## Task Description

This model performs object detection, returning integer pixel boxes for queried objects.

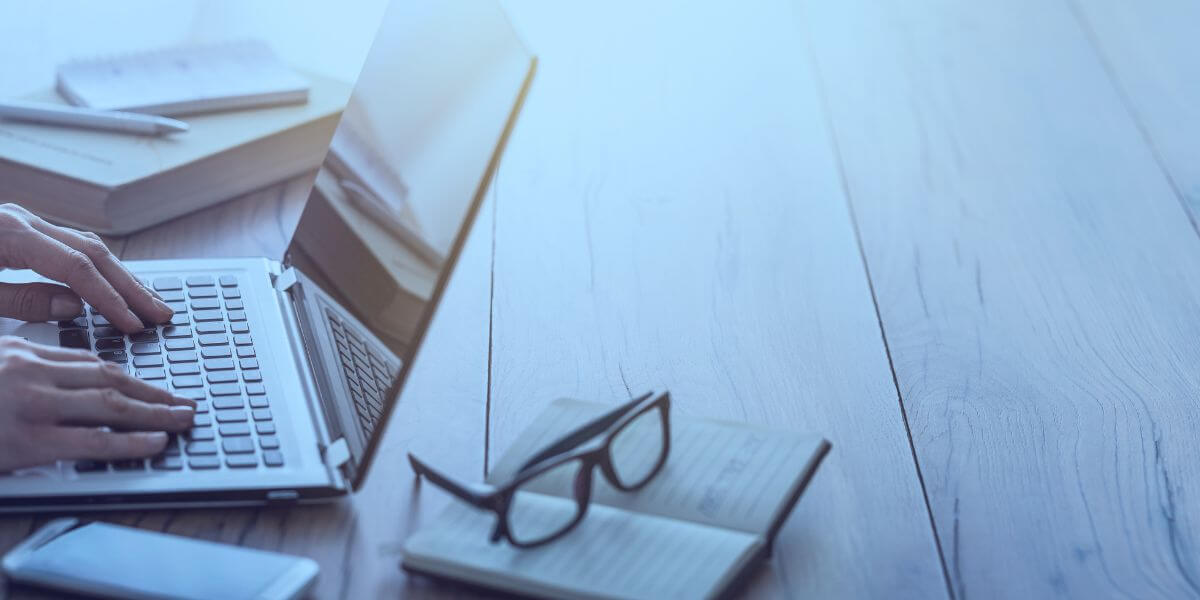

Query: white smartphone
[2,518,319,600]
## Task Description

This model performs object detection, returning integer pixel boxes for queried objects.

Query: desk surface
[5,0,1200,597]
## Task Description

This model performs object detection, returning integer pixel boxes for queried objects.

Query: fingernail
[170,405,195,426]
[50,294,83,319]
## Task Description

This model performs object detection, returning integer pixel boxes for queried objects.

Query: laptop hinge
[323,438,351,472]
[274,266,299,292]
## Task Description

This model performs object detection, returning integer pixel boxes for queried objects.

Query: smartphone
[2,518,318,600]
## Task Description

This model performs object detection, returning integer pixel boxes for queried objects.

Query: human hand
[0,336,195,472]
[0,203,173,333]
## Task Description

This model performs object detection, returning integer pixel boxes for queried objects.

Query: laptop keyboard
[324,308,397,442]
[58,274,284,473]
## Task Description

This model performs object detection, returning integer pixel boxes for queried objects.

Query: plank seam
[796,5,955,596]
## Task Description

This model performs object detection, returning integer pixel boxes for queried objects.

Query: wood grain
[487,0,948,597]
[802,0,1200,596]
[1068,0,1200,226]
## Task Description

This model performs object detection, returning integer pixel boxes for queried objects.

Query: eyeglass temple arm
[408,453,491,508]
[516,391,656,474]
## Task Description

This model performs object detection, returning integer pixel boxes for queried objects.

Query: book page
[489,399,827,535]
[404,494,760,600]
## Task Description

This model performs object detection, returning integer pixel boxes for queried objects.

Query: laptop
[0,0,536,510]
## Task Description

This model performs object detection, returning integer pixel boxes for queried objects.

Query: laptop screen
[283,1,534,486]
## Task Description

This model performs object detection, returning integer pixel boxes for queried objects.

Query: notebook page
[489,399,827,535]
[404,494,761,600]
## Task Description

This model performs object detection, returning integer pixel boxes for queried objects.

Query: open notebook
[403,399,831,600]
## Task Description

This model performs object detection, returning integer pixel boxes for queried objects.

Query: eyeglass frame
[407,391,671,548]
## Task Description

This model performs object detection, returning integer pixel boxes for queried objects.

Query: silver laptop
[0,0,535,510]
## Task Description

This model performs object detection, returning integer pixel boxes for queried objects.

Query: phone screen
[16,522,311,599]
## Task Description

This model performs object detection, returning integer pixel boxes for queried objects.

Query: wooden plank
[802,0,1200,596]
[487,0,948,597]
[119,173,315,261]
[0,188,493,600]
[1068,0,1200,223]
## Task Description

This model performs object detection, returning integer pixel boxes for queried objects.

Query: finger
[21,340,100,364]
[5,226,143,333]
[0,282,84,322]
[30,222,172,325]
[50,388,194,432]
[40,360,195,408]
[42,427,169,461]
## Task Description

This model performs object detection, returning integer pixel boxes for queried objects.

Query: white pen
[0,99,188,136]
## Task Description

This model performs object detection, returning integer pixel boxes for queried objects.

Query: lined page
[404,495,760,600]
[489,399,826,535]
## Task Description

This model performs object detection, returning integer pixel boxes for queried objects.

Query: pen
[0,99,188,136]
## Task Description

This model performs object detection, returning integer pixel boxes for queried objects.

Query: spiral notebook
[56,41,310,116]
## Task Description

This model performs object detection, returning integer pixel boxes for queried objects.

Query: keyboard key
[207,371,238,384]
[225,299,244,310]
[133,355,164,368]
[263,451,284,467]
[219,423,251,436]
[228,310,246,322]
[186,427,215,441]
[178,387,206,402]
[189,456,220,469]
[172,376,203,388]
[233,334,252,346]
[210,383,241,396]
[212,396,244,410]
[242,370,262,382]
[195,322,225,334]
[194,400,209,413]
[136,368,165,380]
[237,347,255,359]
[169,313,190,326]
[154,277,183,291]
[252,409,272,421]
[151,456,183,470]
[134,331,160,344]
[112,459,143,471]
[222,437,255,454]
[162,326,192,338]
[169,363,200,376]
[95,338,124,351]
[204,358,235,371]
[58,330,89,349]
[188,288,218,299]
[99,350,128,363]
[249,396,270,409]
[246,383,266,396]
[192,309,222,321]
[222,288,242,299]
[215,409,247,423]
[186,275,214,287]
[198,334,228,346]
[256,422,276,435]
[202,346,232,359]
[218,275,237,287]
[193,414,212,427]
[92,314,112,327]
[226,454,258,468]
[166,301,187,314]
[129,342,160,355]
[190,299,220,310]
[159,290,185,302]
[239,358,259,370]
[165,338,194,351]
[74,460,107,473]
[185,441,217,455]
[231,322,250,334]
[58,316,88,329]
[167,350,198,363]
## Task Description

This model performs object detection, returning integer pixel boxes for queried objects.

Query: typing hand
[0,336,195,472]
[0,203,172,333]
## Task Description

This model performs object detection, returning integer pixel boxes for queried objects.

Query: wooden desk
[5,0,1200,597]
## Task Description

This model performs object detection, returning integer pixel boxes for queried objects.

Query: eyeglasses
[408,391,671,548]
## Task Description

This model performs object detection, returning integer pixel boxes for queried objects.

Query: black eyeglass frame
[408,391,671,548]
